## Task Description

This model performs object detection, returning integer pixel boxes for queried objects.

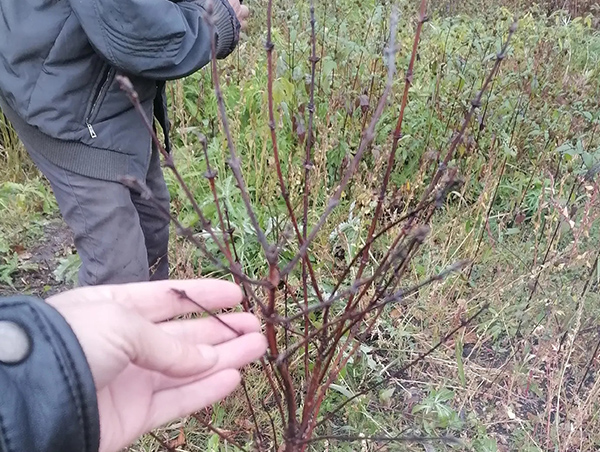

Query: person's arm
[0,296,100,452]
[67,0,241,80]
[0,279,266,452]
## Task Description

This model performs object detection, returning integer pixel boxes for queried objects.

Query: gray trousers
[24,144,170,286]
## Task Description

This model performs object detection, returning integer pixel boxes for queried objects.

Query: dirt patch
[0,219,74,298]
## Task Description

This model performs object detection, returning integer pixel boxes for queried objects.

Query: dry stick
[280,1,401,281]
[467,90,528,279]
[294,254,464,433]
[198,133,233,256]
[276,198,440,327]
[224,206,287,430]
[273,258,403,364]
[517,140,557,218]
[352,0,428,312]
[439,39,476,142]
[115,76,236,268]
[172,289,243,336]
[514,178,577,337]
[198,132,255,312]
[278,279,318,336]
[315,0,328,93]
[173,289,264,439]
[368,260,471,311]
[474,67,498,145]
[229,212,287,443]
[240,380,264,446]
[329,4,341,90]
[315,234,424,368]
[421,23,450,157]
[275,259,468,366]
[529,157,561,265]
[148,432,176,452]
[205,5,276,268]
[264,0,325,310]
[314,303,488,429]
[301,257,466,442]
[205,2,297,438]
[303,0,319,382]
[302,262,423,445]
[311,180,458,381]
[324,237,430,356]
[286,224,414,327]
[350,6,377,93]
[264,283,299,443]
[260,357,287,440]
[260,395,280,452]
[302,239,422,437]
[303,313,389,443]
[190,413,249,452]
[466,154,507,279]
[577,329,600,395]
[328,198,435,300]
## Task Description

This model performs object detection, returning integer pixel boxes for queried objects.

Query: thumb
[125,315,219,378]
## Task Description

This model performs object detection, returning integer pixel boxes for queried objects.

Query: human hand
[47,279,266,452]
[227,0,250,30]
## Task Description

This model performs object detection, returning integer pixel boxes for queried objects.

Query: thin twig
[302,434,463,446]
[315,304,488,428]
[190,413,249,452]
[281,2,402,279]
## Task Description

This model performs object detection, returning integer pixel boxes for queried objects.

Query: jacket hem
[1,97,134,182]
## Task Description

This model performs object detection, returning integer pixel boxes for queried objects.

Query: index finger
[50,279,243,322]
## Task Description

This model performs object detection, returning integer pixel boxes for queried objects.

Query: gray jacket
[0,0,239,181]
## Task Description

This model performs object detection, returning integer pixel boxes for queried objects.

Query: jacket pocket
[84,64,116,138]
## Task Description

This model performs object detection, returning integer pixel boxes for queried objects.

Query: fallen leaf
[167,427,186,449]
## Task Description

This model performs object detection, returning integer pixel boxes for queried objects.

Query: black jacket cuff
[0,296,100,452]
[212,0,241,59]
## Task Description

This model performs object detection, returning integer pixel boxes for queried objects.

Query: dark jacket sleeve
[67,0,240,80]
[0,296,100,452]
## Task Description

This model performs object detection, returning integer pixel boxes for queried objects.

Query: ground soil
[0,219,73,297]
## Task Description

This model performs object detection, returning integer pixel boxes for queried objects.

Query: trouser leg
[22,150,150,286]
[131,142,170,281]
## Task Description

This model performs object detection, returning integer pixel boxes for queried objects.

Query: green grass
[3,0,600,450]
[155,1,600,450]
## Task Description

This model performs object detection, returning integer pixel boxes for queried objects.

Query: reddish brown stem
[351,0,429,309]
[315,304,488,428]
[281,9,401,279]
[419,21,517,211]
[205,5,276,268]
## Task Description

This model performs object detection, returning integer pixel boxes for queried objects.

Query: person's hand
[227,0,250,30]
[47,279,266,452]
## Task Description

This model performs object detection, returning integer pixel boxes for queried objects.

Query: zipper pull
[86,123,97,139]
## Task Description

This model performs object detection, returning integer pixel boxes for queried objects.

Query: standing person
[0,0,249,286]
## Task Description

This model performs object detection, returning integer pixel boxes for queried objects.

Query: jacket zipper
[85,67,115,138]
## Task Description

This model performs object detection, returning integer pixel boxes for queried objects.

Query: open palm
[48,279,267,452]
